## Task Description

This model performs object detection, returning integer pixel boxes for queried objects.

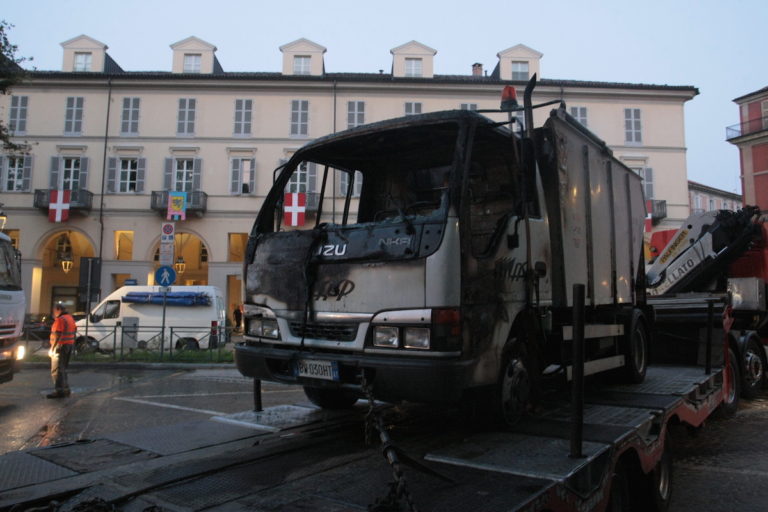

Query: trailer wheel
[303,386,358,409]
[622,311,648,384]
[641,436,673,512]
[741,335,766,399]
[497,343,534,427]
[607,462,631,512]
[718,347,741,417]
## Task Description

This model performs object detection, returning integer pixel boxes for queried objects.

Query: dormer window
[511,61,529,81]
[293,56,311,75]
[183,54,202,73]
[74,52,92,72]
[405,58,423,77]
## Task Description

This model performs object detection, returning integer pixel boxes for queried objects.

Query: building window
[405,102,422,116]
[174,158,195,192]
[405,58,422,77]
[177,98,196,135]
[625,108,642,144]
[183,54,201,73]
[9,96,28,134]
[114,231,134,260]
[723,201,729,210]
[3,156,29,192]
[293,56,311,75]
[339,170,363,197]
[694,194,702,210]
[200,245,208,263]
[73,52,92,72]
[234,99,252,135]
[4,230,19,250]
[228,233,248,262]
[290,100,309,136]
[460,103,478,111]
[347,101,365,128]
[709,198,716,211]
[119,158,139,192]
[287,161,315,193]
[511,61,529,81]
[570,106,588,127]
[230,157,255,195]
[632,167,653,199]
[64,97,84,135]
[121,97,140,135]
[762,101,768,129]
[61,157,82,190]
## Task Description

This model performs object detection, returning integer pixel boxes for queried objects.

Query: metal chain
[361,373,419,512]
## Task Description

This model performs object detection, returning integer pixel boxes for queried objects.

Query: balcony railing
[150,190,208,217]
[33,189,94,212]
[726,116,768,140]
[650,199,667,221]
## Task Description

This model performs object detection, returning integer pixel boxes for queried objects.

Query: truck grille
[0,324,16,337]
[289,322,358,342]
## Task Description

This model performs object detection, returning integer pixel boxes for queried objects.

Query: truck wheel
[622,311,648,384]
[303,386,358,409]
[741,335,766,399]
[718,347,741,418]
[497,344,533,427]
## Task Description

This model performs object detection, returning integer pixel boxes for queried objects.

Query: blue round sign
[155,265,176,287]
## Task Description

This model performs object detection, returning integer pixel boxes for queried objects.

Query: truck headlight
[404,327,430,349]
[16,345,25,360]
[248,318,279,339]
[374,326,399,348]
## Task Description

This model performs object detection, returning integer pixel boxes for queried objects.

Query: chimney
[472,62,483,77]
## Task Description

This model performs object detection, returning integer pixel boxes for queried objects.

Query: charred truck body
[235,85,648,424]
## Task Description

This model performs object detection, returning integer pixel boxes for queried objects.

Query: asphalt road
[1,366,767,511]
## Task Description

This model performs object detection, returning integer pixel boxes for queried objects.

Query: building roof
[733,85,768,103]
[24,69,699,95]
[688,180,741,200]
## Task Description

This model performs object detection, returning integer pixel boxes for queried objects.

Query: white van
[75,285,227,352]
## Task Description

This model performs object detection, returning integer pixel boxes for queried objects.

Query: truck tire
[497,341,535,427]
[303,386,358,409]
[75,336,98,354]
[607,462,631,512]
[622,310,648,384]
[718,347,741,418]
[642,436,673,512]
[741,334,766,399]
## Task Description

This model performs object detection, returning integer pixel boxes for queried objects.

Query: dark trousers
[51,344,73,393]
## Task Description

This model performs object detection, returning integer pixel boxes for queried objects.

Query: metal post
[705,301,713,375]
[160,289,168,361]
[570,283,585,459]
[253,379,263,412]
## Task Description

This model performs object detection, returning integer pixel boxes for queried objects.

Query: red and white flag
[644,200,653,232]
[49,189,71,223]
[284,192,306,227]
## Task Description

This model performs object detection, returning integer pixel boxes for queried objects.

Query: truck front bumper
[234,342,479,403]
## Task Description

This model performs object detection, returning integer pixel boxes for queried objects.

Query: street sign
[124,279,138,285]
[155,266,176,287]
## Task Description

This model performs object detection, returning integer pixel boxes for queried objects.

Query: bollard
[254,379,263,412]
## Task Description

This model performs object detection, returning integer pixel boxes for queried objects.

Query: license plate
[295,359,340,381]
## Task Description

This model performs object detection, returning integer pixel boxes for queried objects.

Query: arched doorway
[152,232,209,285]
[38,230,95,314]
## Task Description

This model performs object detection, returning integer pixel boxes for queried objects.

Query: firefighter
[47,303,76,398]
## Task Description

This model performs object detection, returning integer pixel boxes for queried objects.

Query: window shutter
[248,158,256,195]
[164,158,173,190]
[22,155,32,191]
[106,157,117,193]
[230,159,240,195]
[136,158,146,193]
[644,167,653,199]
[192,158,202,191]
[79,157,89,189]
[308,162,317,193]
[50,156,60,189]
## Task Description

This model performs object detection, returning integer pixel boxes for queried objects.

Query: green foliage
[0,20,31,152]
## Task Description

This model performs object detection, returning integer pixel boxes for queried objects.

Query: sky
[4,0,767,194]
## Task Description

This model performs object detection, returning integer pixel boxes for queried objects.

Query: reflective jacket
[50,313,76,345]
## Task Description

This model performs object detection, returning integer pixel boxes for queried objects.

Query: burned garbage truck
[235,86,648,425]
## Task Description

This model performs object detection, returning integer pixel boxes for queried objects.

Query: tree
[0,20,31,152]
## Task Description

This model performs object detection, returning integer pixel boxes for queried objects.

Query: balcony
[726,116,768,141]
[650,199,667,222]
[150,191,208,217]
[33,189,94,213]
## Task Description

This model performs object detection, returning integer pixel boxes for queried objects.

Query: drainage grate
[0,451,77,492]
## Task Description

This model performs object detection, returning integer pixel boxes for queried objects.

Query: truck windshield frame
[0,241,22,291]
